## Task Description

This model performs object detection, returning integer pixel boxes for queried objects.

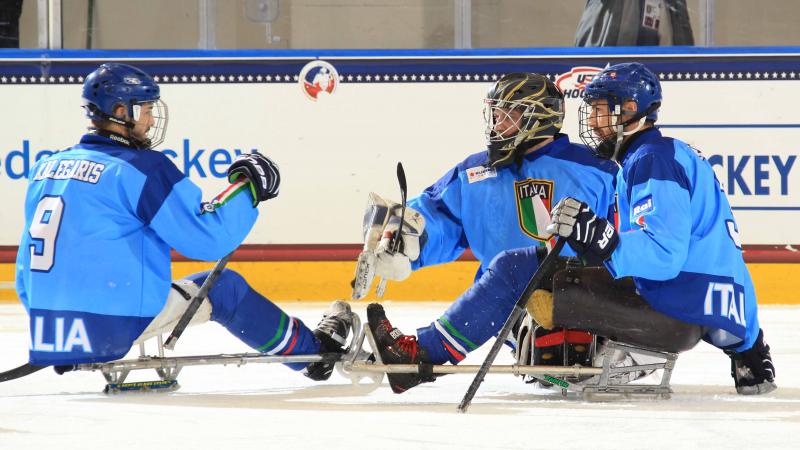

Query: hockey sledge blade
[104,379,180,394]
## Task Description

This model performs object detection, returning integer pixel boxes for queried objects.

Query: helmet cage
[577,94,624,158]
[484,97,563,167]
[135,98,169,149]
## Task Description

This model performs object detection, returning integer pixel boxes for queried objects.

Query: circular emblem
[124,76,142,85]
[299,60,338,101]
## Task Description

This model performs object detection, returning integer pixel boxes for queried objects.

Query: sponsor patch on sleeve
[466,165,497,184]
[631,195,654,229]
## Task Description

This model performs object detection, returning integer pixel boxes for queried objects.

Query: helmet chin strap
[608,105,650,163]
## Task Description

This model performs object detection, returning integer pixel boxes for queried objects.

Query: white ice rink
[1,301,798,450]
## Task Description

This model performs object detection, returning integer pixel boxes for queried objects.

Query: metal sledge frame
[77,314,369,393]
[344,324,679,401]
[527,340,679,400]
[73,315,678,400]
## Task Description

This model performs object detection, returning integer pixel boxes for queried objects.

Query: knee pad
[133,279,211,345]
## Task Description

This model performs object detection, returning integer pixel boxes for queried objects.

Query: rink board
[0,48,798,246]
[0,48,798,302]
[0,260,797,304]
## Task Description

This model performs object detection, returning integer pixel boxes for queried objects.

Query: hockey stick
[163,253,232,350]
[375,162,407,297]
[0,362,47,382]
[457,238,566,413]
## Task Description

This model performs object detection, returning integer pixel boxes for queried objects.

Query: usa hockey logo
[515,178,554,242]
[299,60,338,101]
[555,66,603,99]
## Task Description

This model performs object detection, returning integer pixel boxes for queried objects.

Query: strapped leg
[550,267,702,353]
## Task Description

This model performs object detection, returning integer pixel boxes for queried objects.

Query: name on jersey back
[32,158,106,184]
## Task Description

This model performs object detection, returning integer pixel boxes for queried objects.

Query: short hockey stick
[163,253,232,350]
[457,238,565,413]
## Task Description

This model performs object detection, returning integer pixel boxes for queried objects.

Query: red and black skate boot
[367,303,435,393]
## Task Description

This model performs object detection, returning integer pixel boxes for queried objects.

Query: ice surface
[1,302,798,450]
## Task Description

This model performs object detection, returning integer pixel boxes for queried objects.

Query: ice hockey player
[544,62,776,395]
[15,63,351,381]
[360,72,619,393]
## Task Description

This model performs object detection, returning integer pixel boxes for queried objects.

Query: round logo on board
[299,60,339,101]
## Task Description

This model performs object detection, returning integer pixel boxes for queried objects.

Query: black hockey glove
[725,329,777,395]
[546,197,618,266]
[227,152,280,206]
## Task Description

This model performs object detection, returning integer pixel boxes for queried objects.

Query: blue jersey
[15,134,258,365]
[409,134,618,274]
[606,128,759,352]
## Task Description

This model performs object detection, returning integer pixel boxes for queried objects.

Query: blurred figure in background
[0,0,23,48]
[575,0,694,46]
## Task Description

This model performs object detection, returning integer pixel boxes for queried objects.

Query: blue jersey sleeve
[607,151,692,280]
[132,153,258,261]
[409,166,469,269]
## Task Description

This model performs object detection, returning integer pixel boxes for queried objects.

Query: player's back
[615,128,759,349]
[17,134,180,364]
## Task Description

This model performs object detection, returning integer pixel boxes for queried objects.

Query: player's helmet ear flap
[484,73,565,168]
[82,63,168,149]
[578,63,662,160]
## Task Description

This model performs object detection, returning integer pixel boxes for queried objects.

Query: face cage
[577,100,620,154]
[132,99,169,148]
[483,99,559,147]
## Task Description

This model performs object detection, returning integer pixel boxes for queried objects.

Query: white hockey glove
[351,192,425,300]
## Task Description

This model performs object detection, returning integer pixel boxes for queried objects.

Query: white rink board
[0,51,798,246]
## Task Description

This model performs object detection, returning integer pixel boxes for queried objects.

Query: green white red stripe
[211,179,249,208]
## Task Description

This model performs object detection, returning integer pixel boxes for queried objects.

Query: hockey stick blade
[0,362,47,382]
[163,253,232,350]
[457,238,565,413]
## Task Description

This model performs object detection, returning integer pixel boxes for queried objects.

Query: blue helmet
[82,63,168,148]
[578,63,661,160]
[583,62,662,121]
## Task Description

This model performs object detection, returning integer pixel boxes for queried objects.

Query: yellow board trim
[1,262,799,304]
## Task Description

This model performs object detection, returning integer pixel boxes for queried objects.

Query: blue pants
[187,269,319,370]
[416,247,540,364]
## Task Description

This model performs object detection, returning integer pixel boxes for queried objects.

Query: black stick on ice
[0,363,46,383]
[457,238,566,413]
[163,253,232,350]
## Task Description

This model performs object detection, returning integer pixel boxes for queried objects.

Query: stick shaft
[457,239,565,413]
[163,253,232,350]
